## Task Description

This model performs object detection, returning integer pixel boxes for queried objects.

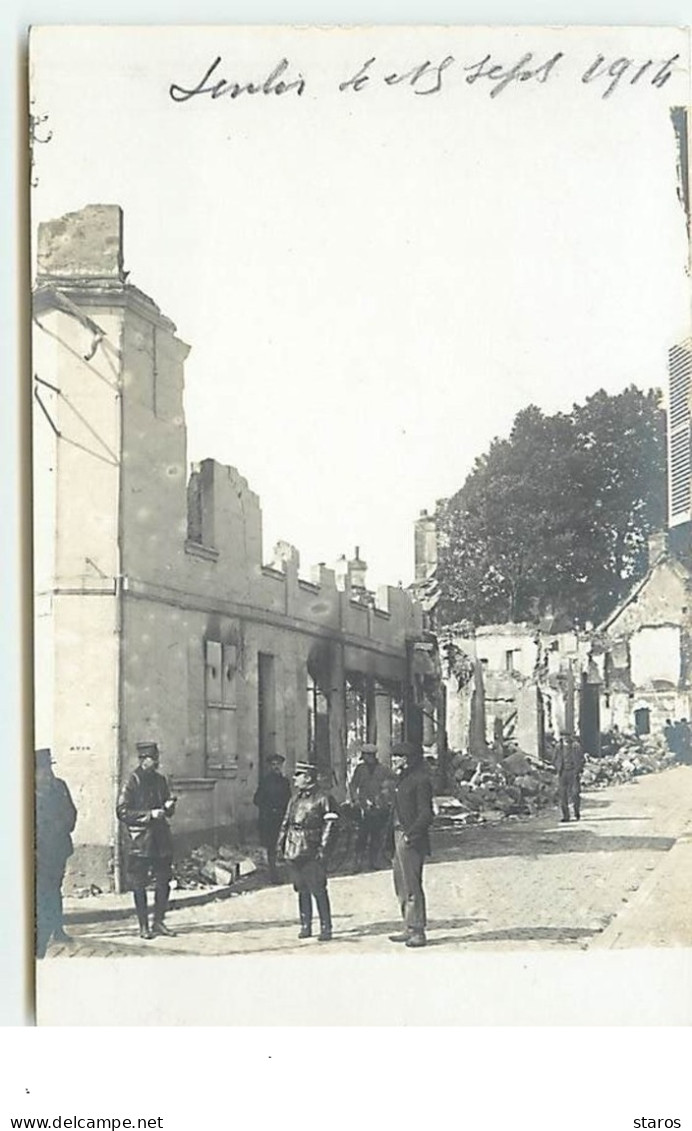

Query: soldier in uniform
[278,761,339,941]
[388,741,435,949]
[349,742,395,871]
[35,747,77,958]
[253,754,291,882]
[555,735,585,822]
[116,741,177,939]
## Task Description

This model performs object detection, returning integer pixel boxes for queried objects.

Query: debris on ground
[441,732,675,828]
[173,844,259,890]
[581,733,675,789]
[441,749,556,826]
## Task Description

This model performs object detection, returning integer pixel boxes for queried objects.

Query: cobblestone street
[46,766,692,959]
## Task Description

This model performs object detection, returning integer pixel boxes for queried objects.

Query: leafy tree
[437,386,667,627]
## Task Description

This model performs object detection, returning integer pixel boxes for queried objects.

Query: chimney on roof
[414,509,437,581]
[648,530,668,567]
[348,546,368,590]
[37,204,126,282]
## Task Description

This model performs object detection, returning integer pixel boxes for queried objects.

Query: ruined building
[32,205,436,891]
[438,531,692,760]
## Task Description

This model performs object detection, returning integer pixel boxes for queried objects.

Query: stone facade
[440,543,692,759]
[32,205,426,891]
[598,544,692,737]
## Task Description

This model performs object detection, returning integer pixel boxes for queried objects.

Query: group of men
[34,728,603,955]
[253,741,435,947]
[34,737,436,954]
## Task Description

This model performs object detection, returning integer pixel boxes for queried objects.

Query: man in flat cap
[253,754,291,883]
[554,734,584,823]
[278,761,339,941]
[116,741,177,939]
[388,740,435,949]
[34,747,77,958]
[349,742,395,871]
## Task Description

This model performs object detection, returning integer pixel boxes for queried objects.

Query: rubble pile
[172,843,259,890]
[439,750,557,827]
[439,733,676,829]
[581,734,675,789]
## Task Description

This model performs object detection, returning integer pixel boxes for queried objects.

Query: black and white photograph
[27,23,692,1025]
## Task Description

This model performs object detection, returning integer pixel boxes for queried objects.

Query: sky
[29,25,691,588]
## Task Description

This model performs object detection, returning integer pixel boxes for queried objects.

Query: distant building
[598,534,692,738]
[32,204,434,891]
[440,534,692,759]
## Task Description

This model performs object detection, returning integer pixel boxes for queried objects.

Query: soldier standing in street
[388,741,435,949]
[253,754,291,882]
[116,741,178,939]
[555,735,584,822]
[349,742,395,871]
[278,761,339,941]
[35,747,77,958]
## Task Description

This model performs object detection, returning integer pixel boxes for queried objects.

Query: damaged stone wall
[33,205,427,891]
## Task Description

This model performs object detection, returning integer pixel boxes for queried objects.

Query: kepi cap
[294,761,317,776]
[136,741,160,760]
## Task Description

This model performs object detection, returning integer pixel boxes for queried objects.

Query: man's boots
[315,889,332,941]
[134,889,153,940]
[151,881,176,937]
[405,931,427,949]
[298,891,312,938]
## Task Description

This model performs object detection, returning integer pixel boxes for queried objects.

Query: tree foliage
[437,386,667,628]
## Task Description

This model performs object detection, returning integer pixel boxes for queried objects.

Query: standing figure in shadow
[278,762,339,941]
[349,742,395,871]
[555,735,584,822]
[117,741,177,939]
[35,747,77,958]
[253,754,291,883]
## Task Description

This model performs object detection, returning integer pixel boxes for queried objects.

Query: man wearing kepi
[389,740,435,949]
[35,747,78,958]
[116,741,177,939]
[278,761,339,941]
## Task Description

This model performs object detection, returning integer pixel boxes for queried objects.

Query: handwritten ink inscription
[169,56,307,102]
[168,49,681,108]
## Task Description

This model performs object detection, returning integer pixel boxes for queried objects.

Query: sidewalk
[593,831,692,948]
[63,881,237,924]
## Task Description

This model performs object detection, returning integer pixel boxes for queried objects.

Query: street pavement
[46,765,692,959]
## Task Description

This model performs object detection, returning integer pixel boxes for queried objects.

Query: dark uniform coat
[279,787,338,863]
[35,773,78,954]
[254,771,291,847]
[36,776,77,874]
[392,762,435,855]
[116,766,173,860]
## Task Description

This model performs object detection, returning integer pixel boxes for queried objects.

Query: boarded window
[205,640,238,772]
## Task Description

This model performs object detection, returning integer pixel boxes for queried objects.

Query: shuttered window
[668,342,692,525]
[205,640,238,772]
